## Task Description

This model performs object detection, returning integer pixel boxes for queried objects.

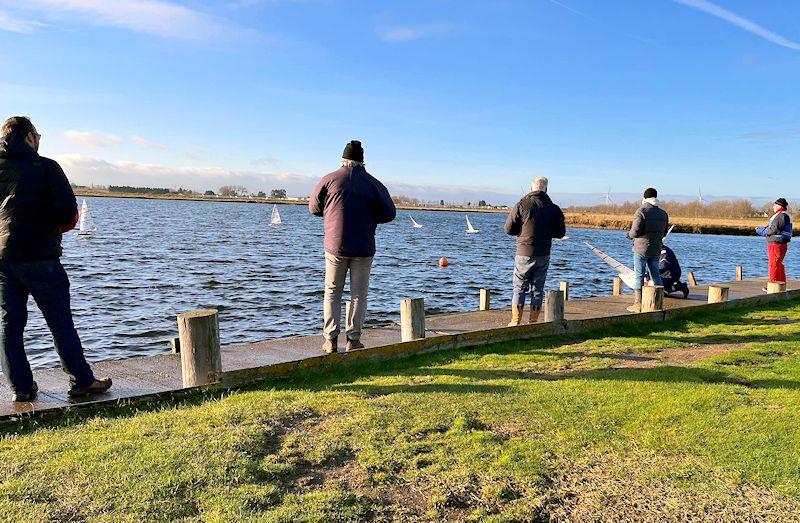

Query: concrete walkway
[0,278,796,421]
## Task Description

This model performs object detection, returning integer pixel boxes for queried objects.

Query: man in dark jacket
[756,198,792,284]
[504,176,566,325]
[627,187,670,312]
[0,116,111,401]
[309,140,396,353]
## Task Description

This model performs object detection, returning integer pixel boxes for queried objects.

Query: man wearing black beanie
[626,187,670,312]
[309,140,396,354]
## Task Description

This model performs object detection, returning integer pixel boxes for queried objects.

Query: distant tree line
[109,185,170,195]
[566,199,794,219]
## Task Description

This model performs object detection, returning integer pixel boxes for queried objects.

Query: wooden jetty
[1,277,798,421]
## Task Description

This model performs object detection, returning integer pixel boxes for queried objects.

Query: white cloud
[675,0,800,51]
[2,0,238,40]
[131,135,167,150]
[64,130,123,148]
[0,9,41,33]
[376,22,456,43]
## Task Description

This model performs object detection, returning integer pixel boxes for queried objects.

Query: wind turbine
[697,186,704,205]
[603,187,614,205]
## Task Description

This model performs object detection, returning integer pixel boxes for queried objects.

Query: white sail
[270,205,282,226]
[465,214,479,233]
[410,215,423,228]
[77,199,96,236]
[584,242,637,289]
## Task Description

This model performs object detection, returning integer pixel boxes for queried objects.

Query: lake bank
[74,190,780,236]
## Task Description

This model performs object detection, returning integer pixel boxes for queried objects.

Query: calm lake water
[18,197,796,370]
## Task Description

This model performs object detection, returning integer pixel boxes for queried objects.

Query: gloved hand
[756,226,766,236]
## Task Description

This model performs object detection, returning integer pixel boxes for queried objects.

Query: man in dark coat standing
[309,140,396,354]
[0,116,112,401]
[504,176,566,325]
[627,187,670,312]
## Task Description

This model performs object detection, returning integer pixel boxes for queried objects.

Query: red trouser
[767,243,788,283]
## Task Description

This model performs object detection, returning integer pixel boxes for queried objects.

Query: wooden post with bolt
[707,285,729,303]
[735,266,743,281]
[177,309,221,388]
[687,272,698,287]
[641,286,665,312]
[400,298,426,341]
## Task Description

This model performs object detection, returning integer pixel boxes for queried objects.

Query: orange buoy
[438,257,449,267]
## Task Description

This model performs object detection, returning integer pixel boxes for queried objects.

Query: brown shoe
[345,339,365,352]
[507,306,523,327]
[323,338,338,354]
[68,377,112,397]
[529,307,541,324]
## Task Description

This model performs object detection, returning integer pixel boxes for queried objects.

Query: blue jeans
[512,255,550,308]
[0,259,95,392]
[633,253,663,290]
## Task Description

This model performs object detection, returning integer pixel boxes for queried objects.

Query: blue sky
[1,0,799,204]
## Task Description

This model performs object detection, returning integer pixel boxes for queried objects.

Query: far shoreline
[74,189,783,237]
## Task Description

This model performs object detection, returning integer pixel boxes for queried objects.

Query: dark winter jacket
[309,164,396,257]
[628,200,669,257]
[658,245,681,283]
[757,211,792,244]
[0,139,78,260]
[504,191,566,257]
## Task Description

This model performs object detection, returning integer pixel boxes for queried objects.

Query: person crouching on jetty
[627,188,669,312]
[658,244,689,298]
[309,140,396,354]
[756,198,792,284]
[0,116,112,402]
[504,176,566,326]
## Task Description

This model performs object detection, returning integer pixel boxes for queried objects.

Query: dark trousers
[0,259,95,392]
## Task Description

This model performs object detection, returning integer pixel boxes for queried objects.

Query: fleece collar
[642,197,659,207]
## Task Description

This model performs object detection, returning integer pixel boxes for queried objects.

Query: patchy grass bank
[3,303,800,522]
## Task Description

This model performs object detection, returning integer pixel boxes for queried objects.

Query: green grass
[3,303,800,522]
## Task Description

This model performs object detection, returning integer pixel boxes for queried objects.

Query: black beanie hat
[643,187,658,199]
[775,197,789,208]
[342,140,364,162]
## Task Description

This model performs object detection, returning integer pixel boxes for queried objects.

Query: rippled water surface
[19,197,797,369]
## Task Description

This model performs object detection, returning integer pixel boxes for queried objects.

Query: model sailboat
[410,215,423,228]
[465,215,479,234]
[269,205,282,226]
[584,242,637,289]
[76,199,97,236]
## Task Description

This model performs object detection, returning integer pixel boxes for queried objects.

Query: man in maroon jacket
[309,140,396,353]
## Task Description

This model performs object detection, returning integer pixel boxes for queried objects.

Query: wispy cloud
[675,0,800,51]
[376,22,456,43]
[131,135,167,150]
[2,0,241,40]
[64,130,122,148]
[0,9,41,33]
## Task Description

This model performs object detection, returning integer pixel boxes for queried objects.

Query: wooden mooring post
[613,277,623,296]
[479,289,491,311]
[641,286,665,312]
[560,281,570,302]
[767,281,786,294]
[707,285,729,303]
[177,309,221,388]
[401,298,426,341]
[543,290,565,322]
[687,271,698,287]
[735,266,743,281]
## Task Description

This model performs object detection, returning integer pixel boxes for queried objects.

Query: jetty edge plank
[1,279,799,422]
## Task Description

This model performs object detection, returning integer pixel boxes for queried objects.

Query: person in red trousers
[756,198,793,284]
